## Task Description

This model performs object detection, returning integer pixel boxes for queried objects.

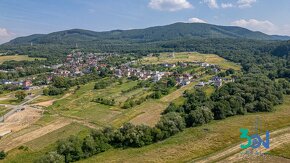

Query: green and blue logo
[240,128,270,149]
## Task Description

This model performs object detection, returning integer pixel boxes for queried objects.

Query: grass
[268,142,290,159]
[47,80,141,126]
[0,55,46,64]
[79,95,290,163]
[0,106,10,117]
[1,123,90,163]
[142,52,241,70]
[0,98,21,105]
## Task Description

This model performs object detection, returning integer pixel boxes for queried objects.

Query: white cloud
[188,17,207,23]
[202,0,219,8]
[149,0,193,11]
[221,3,234,8]
[237,0,256,8]
[232,19,276,34]
[0,28,15,44]
[232,19,290,36]
[0,28,12,37]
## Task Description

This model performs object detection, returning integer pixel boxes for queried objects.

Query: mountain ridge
[3,22,290,46]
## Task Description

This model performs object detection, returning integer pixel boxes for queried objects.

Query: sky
[0,0,290,43]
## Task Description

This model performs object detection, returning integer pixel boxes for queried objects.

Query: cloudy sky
[0,0,290,43]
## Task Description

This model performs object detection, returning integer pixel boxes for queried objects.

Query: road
[0,95,40,122]
[194,126,290,163]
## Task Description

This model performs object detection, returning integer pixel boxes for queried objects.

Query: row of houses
[0,79,32,88]
[52,52,115,77]
[195,76,235,88]
[115,67,170,82]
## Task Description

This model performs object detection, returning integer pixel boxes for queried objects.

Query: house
[211,76,223,87]
[180,79,191,86]
[212,68,219,73]
[195,82,205,87]
[200,62,210,67]
[23,80,32,88]
[115,69,122,78]
[1,80,12,85]
[153,74,163,82]
[183,74,193,80]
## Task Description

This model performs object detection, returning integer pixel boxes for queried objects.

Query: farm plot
[0,55,46,64]
[142,52,241,70]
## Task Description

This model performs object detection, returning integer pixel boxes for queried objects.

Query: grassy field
[269,142,290,159]
[142,52,241,70]
[1,123,90,163]
[0,55,46,64]
[47,80,145,126]
[79,95,290,163]
[0,106,10,117]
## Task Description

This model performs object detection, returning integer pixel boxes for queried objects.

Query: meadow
[142,52,241,70]
[0,55,46,64]
[80,95,290,163]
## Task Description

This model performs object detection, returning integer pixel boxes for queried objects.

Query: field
[0,106,9,117]
[79,96,290,162]
[142,52,241,70]
[0,55,46,64]
[0,122,90,163]
[268,142,290,159]
[4,52,285,163]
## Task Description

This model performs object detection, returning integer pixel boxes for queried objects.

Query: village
[0,51,236,91]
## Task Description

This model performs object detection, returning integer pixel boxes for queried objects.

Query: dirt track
[195,127,290,163]
[0,118,72,151]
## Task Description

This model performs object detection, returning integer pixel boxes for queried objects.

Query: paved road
[0,95,40,122]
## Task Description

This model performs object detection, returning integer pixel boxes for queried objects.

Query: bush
[35,151,64,163]
[155,112,185,139]
[0,151,6,160]
[185,106,214,127]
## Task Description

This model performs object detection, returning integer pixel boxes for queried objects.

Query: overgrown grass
[79,95,290,163]
[1,123,90,163]
[0,106,10,117]
[142,52,241,70]
[0,55,46,64]
[268,142,290,159]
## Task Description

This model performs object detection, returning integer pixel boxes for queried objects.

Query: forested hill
[4,23,290,46]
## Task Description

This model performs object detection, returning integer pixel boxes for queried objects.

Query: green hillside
[4,23,290,46]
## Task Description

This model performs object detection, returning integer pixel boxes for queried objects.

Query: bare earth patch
[32,100,55,107]
[0,107,42,134]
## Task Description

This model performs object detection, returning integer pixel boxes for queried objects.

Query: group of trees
[92,98,115,106]
[122,96,149,109]
[43,74,101,96]
[0,151,6,160]
[150,77,176,99]
[94,80,112,90]
[37,112,185,163]
[15,91,27,101]
[163,74,289,128]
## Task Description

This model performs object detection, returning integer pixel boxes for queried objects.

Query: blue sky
[0,0,290,43]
